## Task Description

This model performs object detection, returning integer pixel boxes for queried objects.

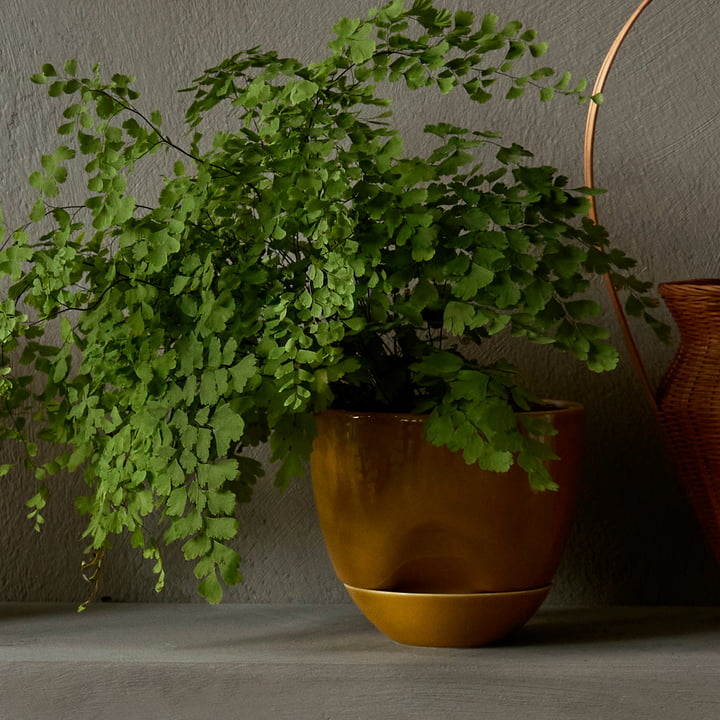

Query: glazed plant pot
[310,403,584,647]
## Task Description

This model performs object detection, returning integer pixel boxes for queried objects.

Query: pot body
[310,402,584,646]
[657,280,720,563]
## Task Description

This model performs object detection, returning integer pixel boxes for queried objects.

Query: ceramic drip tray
[344,583,551,648]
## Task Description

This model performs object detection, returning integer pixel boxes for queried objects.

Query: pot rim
[317,400,583,424]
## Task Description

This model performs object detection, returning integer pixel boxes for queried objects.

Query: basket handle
[583,0,659,413]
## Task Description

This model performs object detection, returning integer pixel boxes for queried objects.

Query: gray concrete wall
[0,0,718,605]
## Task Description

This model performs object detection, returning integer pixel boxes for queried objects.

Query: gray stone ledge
[1,603,719,719]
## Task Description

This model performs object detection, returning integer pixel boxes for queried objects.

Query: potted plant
[0,0,664,637]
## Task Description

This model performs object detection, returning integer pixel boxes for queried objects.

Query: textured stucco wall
[0,0,719,605]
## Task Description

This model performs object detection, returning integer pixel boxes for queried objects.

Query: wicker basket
[585,1,720,565]
[656,281,720,562]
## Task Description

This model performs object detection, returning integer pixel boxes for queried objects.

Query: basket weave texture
[657,280,720,562]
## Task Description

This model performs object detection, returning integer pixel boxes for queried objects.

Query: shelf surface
[1,603,719,719]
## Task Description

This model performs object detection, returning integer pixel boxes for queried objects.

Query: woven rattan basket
[585,1,720,565]
[657,280,720,559]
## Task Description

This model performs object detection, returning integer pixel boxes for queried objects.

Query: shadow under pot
[310,403,584,647]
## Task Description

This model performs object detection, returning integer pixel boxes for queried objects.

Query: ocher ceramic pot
[310,402,584,647]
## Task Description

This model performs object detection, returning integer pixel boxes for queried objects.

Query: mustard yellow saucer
[344,584,551,648]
